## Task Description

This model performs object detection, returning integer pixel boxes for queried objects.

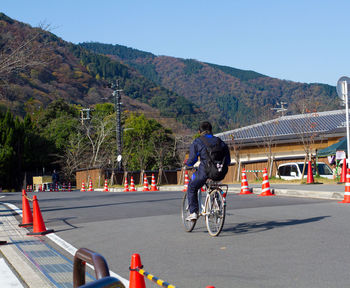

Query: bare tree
[151,128,176,184]
[82,114,115,168]
[292,111,320,182]
[257,120,280,177]
[174,134,193,184]
[250,104,280,177]
[228,133,243,181]
[0,22,52,85]
[55,133,89,182]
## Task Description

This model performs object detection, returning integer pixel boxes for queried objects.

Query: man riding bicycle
[184,121,230,221]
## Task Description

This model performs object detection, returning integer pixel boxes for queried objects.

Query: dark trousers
[187,169,207,214]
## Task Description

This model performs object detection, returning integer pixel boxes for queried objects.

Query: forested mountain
[81,42,341,130]
[0,13,204,133]
[0,12,341,135]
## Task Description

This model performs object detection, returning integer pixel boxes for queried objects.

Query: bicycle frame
[197,182,228,218]
[182,180,228,236]
[198,190,207,217]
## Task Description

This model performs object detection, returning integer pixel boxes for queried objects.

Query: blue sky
[2,0,349,86]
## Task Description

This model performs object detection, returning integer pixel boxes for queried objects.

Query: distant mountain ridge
[81,42,340,130]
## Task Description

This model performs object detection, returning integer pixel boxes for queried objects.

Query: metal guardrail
[73,248,125,288]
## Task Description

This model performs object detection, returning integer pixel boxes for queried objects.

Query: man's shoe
[186,212,198,221]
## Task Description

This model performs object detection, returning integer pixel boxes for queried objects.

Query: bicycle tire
[205,188,225,236]
[181,192,197,232]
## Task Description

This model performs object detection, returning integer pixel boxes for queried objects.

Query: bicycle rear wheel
[182,192,197,232]
[205,189,225,236]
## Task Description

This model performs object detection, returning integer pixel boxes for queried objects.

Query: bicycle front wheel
[205,189,225,236]
[182,192,197,232]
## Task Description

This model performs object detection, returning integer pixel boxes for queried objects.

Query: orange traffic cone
[124,178,129,192]
[81,181,86,192]
[240,168,253,194]
[142,174,149,191]
[55,183,59,192]
[50,183,53,192]
[183,171,189,192]
[340,158,347,183]
[27,195,54,236]
[88,179,94,192]
[259,168,274,196]
[129,253,146,288]
[19,189,33,227]
[340,169,350,203]
[306,161,314,184]
[68,182,71,192]
[38,184,42,192]
[130,176,136,192]
[150,174,158,191]
[61,183,66,192]
[103,179,109,192]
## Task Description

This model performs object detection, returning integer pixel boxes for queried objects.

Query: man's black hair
[199,121,212,133]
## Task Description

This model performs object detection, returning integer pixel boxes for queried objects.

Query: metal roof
[216,110,347,142]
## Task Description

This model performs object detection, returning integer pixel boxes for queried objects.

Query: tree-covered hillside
[0,13,205,132]
[81,42,341,131]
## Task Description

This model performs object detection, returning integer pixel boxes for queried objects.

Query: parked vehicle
[277,162,333,180]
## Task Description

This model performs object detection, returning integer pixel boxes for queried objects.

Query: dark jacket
[187,134,231,171]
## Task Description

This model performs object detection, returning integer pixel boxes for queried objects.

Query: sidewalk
[0,202,128,288]
[0,184,345,287]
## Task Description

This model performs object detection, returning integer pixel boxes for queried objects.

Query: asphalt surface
[0,183,349,287]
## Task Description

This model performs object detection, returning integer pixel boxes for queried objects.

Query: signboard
[336,150,346,160]
[33,176,52,184]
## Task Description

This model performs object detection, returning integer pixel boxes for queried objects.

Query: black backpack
[200,136,229,181]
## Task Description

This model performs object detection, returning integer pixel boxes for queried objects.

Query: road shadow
[222,216,330,235]
[37,197,182,213]
[45,216,80,232]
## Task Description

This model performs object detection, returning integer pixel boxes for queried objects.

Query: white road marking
[3,202,129,287]
[0,258,24,288]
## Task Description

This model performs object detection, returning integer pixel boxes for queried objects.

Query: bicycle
[181,179,228,237]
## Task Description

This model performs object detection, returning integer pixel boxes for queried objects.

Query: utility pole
[111,80,123,171]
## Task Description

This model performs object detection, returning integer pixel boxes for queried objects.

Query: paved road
[2,188,350,287]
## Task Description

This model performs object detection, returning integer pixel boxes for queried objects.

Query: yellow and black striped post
[137,267,176,288]
[129,253,176,288]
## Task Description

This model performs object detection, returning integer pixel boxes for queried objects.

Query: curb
[228,187,344,200]
[94,185,345,200]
